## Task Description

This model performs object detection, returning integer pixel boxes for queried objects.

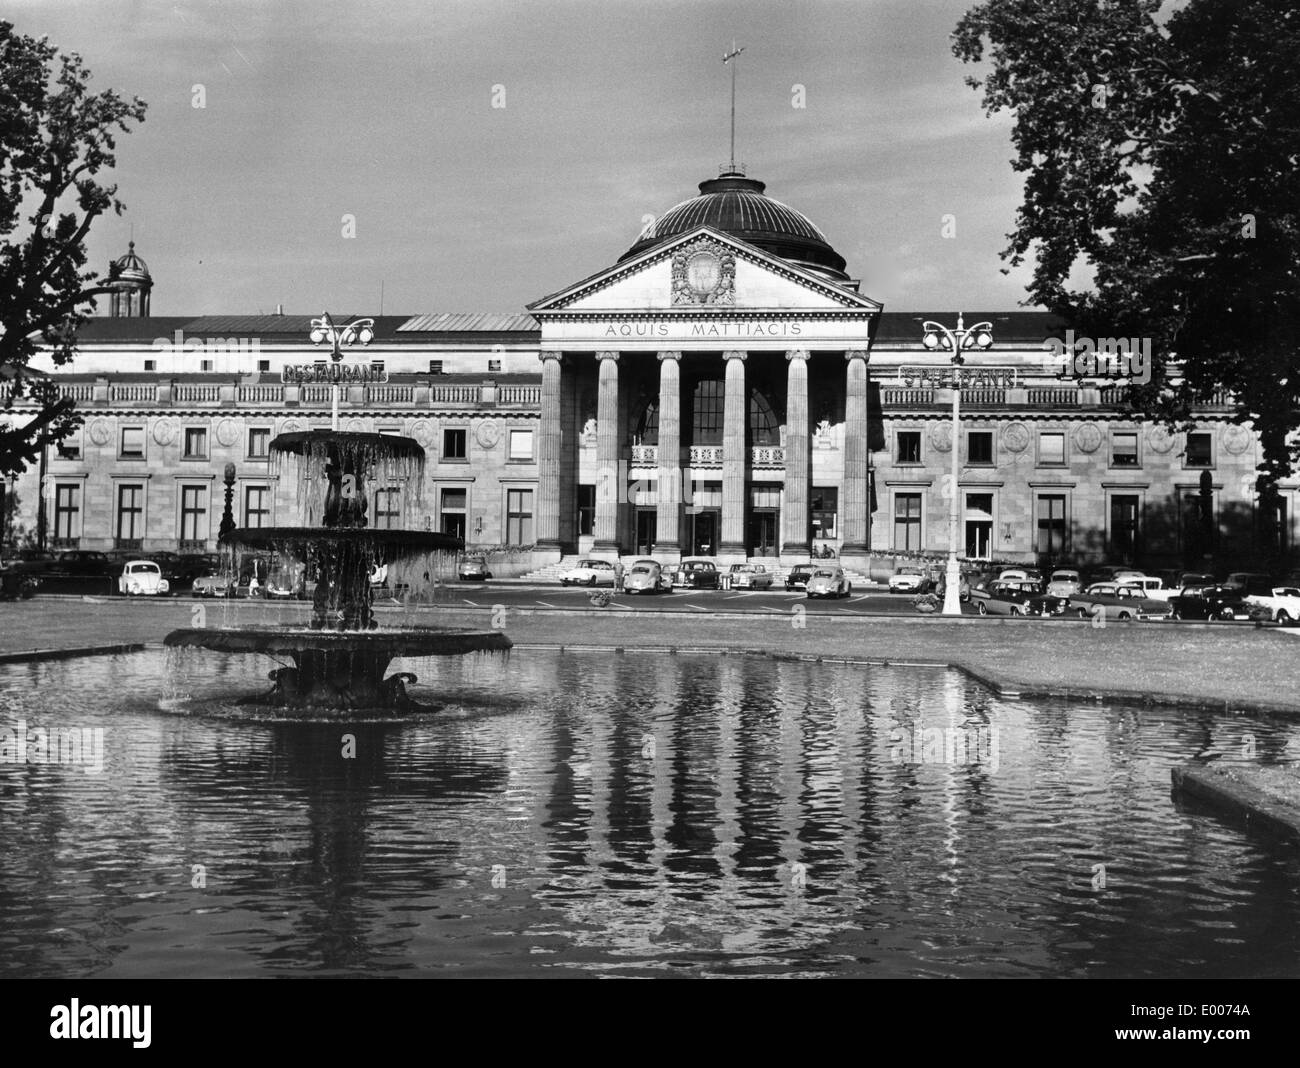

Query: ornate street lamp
[920,314,994,616]
[218,462,237,541]
[309,312,376,431]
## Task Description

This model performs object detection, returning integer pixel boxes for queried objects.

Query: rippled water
[0,648,1297,978]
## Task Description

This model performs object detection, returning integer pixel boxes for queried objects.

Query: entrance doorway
[635,509,657,555]
[748,511,777,556]
[689,511,719,556]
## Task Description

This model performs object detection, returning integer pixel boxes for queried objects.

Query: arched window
[750,389,780,445]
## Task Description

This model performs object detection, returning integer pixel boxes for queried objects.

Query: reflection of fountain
[165,429,510,712]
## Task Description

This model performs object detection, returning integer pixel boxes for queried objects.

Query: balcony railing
[1027,388,1079,406]
[882,388,935,407]
[238,385,284,403]
[962,389,1007,407]
[430,384,479,404]
[365,385,414,404]
[751,445,785,467]
[689,445,724,466]
[174,384,221,402]
[110,384,155,402]
[498,385,540,405]
[630,444,658,465]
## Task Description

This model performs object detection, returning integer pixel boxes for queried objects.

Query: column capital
[722,350,747,362]
[657,350,682,362]
[845,348,871,364]
[595,350,619,362]
[538,351,563,363]
[785,349,811,362]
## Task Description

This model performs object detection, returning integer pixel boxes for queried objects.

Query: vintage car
[117,560,170,596]
[1045,569,1082,598]
[1245,586,1300,624]
[672,558,720,589]
[561,559,617,587]
[1115,575,1180,601]
[624,560,670,594]
[192,569,236,597]
[1069,583,1172,621]
[266,560,314,600]
[969,579,1039,616]
[888,565,932,594]
[805,566,851,599]
[57,549,113,576]
[1168,585,1253,621]
[728,563,774,589]
[784,564,816,591]
[458,555,492,581]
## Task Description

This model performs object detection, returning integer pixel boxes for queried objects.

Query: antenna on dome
[722,41,745,176]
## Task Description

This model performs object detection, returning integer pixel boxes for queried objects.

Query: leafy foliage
[0,20,146,475]
[954,0,1300,483]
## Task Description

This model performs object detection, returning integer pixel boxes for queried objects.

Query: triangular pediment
[528,226,881,315]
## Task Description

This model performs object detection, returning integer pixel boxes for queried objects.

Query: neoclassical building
[6,167,1296,575]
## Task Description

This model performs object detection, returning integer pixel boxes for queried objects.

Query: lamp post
[218,462,237,542]
[308,312,375,431]
[921,314,994,616]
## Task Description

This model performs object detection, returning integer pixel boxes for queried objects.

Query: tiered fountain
[164,313,510,713]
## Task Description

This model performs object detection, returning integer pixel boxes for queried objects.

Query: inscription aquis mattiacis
[600,320,804,338]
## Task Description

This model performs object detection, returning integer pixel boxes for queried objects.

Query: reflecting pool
[1,648,1298,978]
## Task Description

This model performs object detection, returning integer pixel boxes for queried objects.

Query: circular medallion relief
[475,419,501,449]
[1147,426,1176,453]
[1002,422,1030,453]
[278,418,303,435]
[152,418,180,446]
[87,418,111,446]
[1074,423,1102,454]
[346,418,368,433]
[1223,425,1251,455]
[685,250,722,297]
[929,423,953,452]
[215,419,239,448]
[410,421,434,447]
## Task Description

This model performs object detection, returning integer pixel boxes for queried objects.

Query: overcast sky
[12,0,1042,317]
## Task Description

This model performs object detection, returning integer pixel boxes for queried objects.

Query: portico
[528,216,882,568]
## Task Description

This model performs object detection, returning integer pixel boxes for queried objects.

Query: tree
[0,20,147,475]
[953,0,1300,487]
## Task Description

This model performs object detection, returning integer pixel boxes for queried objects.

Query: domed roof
[621,172,849,281]
[110,241,150,282]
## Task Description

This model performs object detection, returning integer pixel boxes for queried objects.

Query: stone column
[721,350,747,556]
[558,357,578,550]
[782,349,811,556]
[841,349,871,555]
[593,351,621,553]
[536,352,563,557]
[655,351,682,557]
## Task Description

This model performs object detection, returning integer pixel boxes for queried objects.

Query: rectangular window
[506,488,534,545]
[1110,494,1141,562]
[1036,494,1067,556]
[257,359,271,372]
[243,485,270,528]
[200,359,214,372]
[1112,431,1139,468]
[893,492,922,551]
[429,360,443,375]
[440,487,467,539]
[144,359,157,372]
[968,431,994,465]
[443,428,467,460]
[247,427,271,459]
[692,380,724,445]
[488,359,502,373]
[180,485,208,542]
[896,431,921,464]
[116,484,144,542]
[373,488,401,530]
[56,428,82,460]
[54,484,80,542]
[183,427,208,459]
[811,486,838,540]
[120,426,145,459]
[508,429,534,461]
[1038,432,1066,466]
[1185,432,1213,467]
[577,484,596,536]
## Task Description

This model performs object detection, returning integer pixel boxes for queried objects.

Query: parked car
[672,558,720,589]
[174,553,218,588]
[1176,572,1217,594]
[728,563,774,590]
[1045,569,1082,597]
[266,560,314,600]
[118,560,170,596]
[1243,586,1300,624]
[192,569,236,597]
[969,579,1038,616]
[1222,572,1273,593]
[1069,583,1172,621]
[458,555,492,581]
[1168,585,1253,621]
[561,559,617,587]
[784,563,816,591]
[57,549,112,576]
[12,549,58,574]
[888,565,932,594]
[805,566,851,599]
[624,560,670,594]
[1115,575,1180,601]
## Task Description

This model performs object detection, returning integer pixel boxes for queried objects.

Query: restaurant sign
[281,362,388,385]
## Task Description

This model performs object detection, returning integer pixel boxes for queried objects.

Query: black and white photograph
[0,0,1295,1019]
